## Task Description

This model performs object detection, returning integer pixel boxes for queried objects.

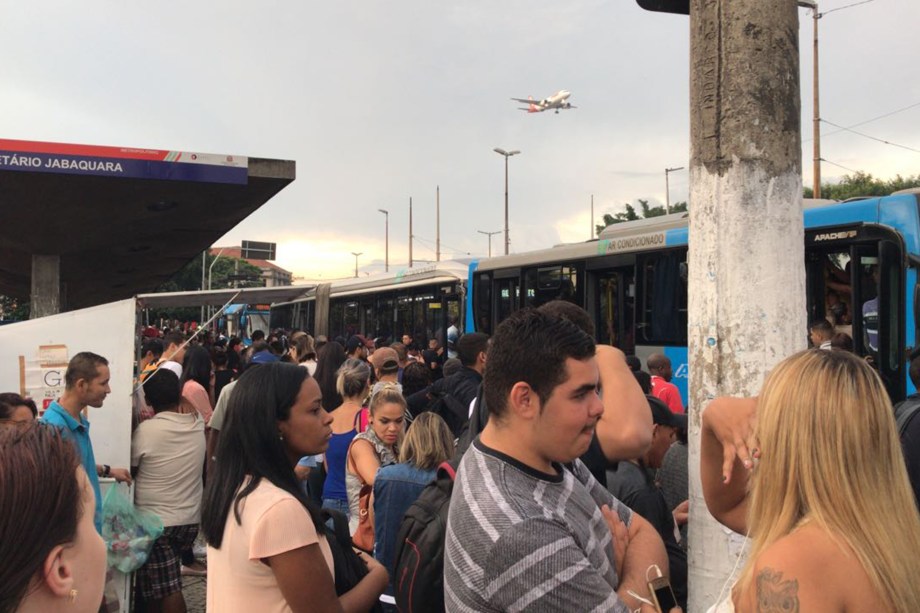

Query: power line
[819,119,920,154]
[821,0,875,16]
[820,158,860,173]
[804,100,920,143]
[412,234,471,256]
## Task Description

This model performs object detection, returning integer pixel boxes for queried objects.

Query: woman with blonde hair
[346,386,405,539]
[373,412,455,571]
[702,349,920,612]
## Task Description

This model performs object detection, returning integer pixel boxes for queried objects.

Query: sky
[2,0,918,280]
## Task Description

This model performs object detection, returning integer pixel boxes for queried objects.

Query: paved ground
[181,555,206,613]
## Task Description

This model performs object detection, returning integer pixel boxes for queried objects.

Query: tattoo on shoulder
[755,567,800,613]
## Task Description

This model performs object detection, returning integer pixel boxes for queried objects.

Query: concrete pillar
[30,255,62,319]
[687,0,806,609]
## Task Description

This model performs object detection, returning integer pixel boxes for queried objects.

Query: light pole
[665,166,684,214]
[798,0,821,197]
[493,147,520,255]
[477,230,501,258]
[377,209,389,272]
[351,252,362,278]
[206,248,225,324]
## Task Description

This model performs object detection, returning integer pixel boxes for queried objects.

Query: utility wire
[413,234,472,256]
[821,0,875,16]
[804,100,920,143]
[820,158,860,173]
[819,119,920,154]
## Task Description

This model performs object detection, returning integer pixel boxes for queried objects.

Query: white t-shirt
[131,411,206,526]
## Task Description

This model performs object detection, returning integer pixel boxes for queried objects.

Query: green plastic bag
[101,483,164,572]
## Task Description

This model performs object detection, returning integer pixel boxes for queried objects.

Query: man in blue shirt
[42,351,132,533]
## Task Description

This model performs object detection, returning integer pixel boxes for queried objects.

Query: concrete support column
[30,255,61,319]
[686,0,806,608]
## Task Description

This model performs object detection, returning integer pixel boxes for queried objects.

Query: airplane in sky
[511,90,576,114]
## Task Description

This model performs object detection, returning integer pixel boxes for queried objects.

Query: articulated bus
[271,260,469,349]
[467,190,920,406]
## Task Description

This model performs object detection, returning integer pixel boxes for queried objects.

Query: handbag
[352,482,375,553]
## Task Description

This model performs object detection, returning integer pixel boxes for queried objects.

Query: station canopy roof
[0,138,295,310]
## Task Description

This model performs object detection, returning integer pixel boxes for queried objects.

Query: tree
[0,295,29,322]
[804,172,920,200]
[595,199,688,236]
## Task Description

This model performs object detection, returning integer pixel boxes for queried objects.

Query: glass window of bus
[378,297,394,341]
[397,295,412,340]
[597,269,636,353]
[857,254,880,358]
[476,273,492,334]
[524,266,579,308]
[330,301,345,340]
[496,278,519,324]
[344,301,359,338]
[637,250,687,345]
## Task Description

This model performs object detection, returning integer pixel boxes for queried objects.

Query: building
[210,247,293,287]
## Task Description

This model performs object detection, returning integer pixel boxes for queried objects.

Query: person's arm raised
[595,345,653,462]
[700,397,757,535]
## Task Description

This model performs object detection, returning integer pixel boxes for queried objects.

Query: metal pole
[591,194,595,238]
[200,251,206,323]
[477,230,501,258]
[813,8,821,198]
[665,169,671,214]
[351,252,362,278]
[436,185,441,262]
[378,209,389,272]
[409,197,413,268]
[504,155,509,255]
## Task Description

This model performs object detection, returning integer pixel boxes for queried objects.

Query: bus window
[523,265,579,308]
[496,278,519,324]
[636,250,687,345]
[597,268,635,353]
[475,273,492,334]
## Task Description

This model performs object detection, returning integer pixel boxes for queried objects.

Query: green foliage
[596,199,688,235]
[804,172,920,200]
[0,295,30,321]
[149,254,265,323]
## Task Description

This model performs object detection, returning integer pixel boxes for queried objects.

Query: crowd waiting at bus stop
[2,298,920,612]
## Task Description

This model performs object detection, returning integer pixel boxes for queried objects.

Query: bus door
[593,267,636,354]
[805,225,906,401]
[493,271,521,327]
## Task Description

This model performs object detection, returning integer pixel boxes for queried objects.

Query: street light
[351,252,363,278]
[477,230,501,258]
[665,166,685,214]
[377,208,389,272]
[798,0,821,198]
[493,147,521,255]
[206,248,225,324]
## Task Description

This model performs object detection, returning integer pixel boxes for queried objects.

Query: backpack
[894,394,920,436]
[428,392,469,439]
[321,508,384,613]
[392,461,457,613]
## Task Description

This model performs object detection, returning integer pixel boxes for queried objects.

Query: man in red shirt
[647,353,685,414]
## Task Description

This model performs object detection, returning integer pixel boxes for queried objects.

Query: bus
[271,260,469,349]
[468,190,920,405]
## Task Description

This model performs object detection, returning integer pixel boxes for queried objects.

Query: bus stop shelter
[0,138,296,316]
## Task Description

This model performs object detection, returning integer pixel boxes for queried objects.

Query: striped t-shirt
[444,439,633,613]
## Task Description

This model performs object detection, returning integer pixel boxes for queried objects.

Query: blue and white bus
[467,190,920,405]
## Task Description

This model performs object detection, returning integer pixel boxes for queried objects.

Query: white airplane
[511,90,576,114]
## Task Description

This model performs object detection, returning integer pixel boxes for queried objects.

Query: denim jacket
[372,462,436,572]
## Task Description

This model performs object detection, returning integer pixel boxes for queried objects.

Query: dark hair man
[405,332,489,421]
[809,318,834,350]
[41,352,132,533]
[133,370,206,611]
[445,309,667,612]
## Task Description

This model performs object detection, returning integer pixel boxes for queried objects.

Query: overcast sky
[2,0,918,280]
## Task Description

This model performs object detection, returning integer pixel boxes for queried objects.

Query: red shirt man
[647,353,684,414]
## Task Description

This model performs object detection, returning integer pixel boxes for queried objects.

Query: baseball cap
[250,350,280,365]
[647,394,687,429]
[371,347,400,374]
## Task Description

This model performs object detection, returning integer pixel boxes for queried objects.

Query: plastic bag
[101,483,164,572]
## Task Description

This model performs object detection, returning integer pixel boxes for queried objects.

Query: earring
[278,433,284,441]
[69,589,78,603]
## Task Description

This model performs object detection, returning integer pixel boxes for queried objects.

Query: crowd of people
[2,302,920,612]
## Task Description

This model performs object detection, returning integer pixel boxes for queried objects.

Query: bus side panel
[666,226,689,247]
[665,345,689,409]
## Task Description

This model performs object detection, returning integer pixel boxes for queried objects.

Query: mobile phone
[648,575,678,612]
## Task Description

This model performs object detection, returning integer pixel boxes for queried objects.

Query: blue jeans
[322,497,350,518]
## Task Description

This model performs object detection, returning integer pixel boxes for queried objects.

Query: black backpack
[391,461,457,613]
[428,392,469,438]
[322,508,384,613]
[895,394,920,436]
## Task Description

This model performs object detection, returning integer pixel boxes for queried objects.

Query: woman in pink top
[201,362,388,613]
[180,345,214,424]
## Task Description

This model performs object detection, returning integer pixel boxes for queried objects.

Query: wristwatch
[102,464,111,478]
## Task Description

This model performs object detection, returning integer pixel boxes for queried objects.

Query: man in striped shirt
[445,309,669,612]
